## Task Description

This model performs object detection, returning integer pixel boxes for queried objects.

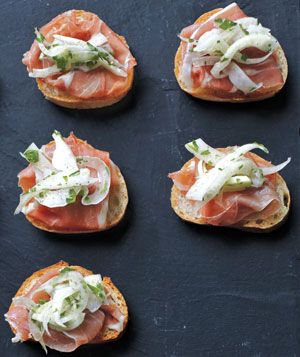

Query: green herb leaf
[36,31,45,43]
[69,170,80,177]
[38,299,48,305]
[214,49,224,56]
[53,55,68,71]
[215,18,237,31]
[66,188,77,204]
[87,283,105,301]
[188,140,199,152]
[220,57,229,63]
[200,149,210,156]
[239,24,249,35]
[60,267,74,274]
[23,149,39,164]
[241,53,248,62]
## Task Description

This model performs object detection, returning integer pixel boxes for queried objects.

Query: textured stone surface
[0,0,299,356]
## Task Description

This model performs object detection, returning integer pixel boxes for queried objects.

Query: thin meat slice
[23,10,136,99]
[168,158,198,191]
[43,310,105,353]
[200,182,281,226]
[180,3,245,39]
[6,267,60,341]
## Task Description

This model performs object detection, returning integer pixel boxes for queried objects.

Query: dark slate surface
[0,0,299,356]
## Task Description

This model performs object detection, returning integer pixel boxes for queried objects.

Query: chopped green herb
[87,283,105,301]
[220,57,229,63]
[63,176,68,182]
[188,38,194,43]
[238,165,243,170]
[218,167,223,171]
[241,53,248,62]
[23,149,39,164]
[249,87,257,92]
[36,31,45,43]
[200,149,210,156]
[188,140,199,152]
[53,55,68,71]
[66,188,77,204]
[215,18,237,31]
[60,267,74,274]
[38,299,48,305]
[239,24,249,35]
[69,170,80,177]
[214,49,224,56]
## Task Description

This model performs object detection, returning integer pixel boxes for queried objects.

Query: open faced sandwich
[169,138,290,231]
[175,2,287,102]
[22,10,136,108]
[15,131,128,233]
[5,261,128,353]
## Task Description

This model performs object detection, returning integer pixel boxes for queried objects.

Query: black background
[1,0,299,356]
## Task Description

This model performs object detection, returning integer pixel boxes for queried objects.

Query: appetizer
[5,261,128,353]
[175,2,287,102]
[23,10,136,109]
[169,138,290,231]
[15,130,128,233]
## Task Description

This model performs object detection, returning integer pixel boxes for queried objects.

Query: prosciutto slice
[5,267,61,341]
[43,310,105,353]
[23,10,136,99]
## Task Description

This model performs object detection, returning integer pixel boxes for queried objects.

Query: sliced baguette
[8,261,128,344]
[170,154,290,232]
[24,138,128,234]
[174,8,288,102]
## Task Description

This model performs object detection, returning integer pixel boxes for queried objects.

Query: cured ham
[23,10,136,99]
[17,133,119,232]
[179,3,284,96]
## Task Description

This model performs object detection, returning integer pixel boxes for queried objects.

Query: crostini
[169,138,290,232]
[15,131,128,233]
[5,261,128,353]
[23,10,136,109]
[175,2,287,102]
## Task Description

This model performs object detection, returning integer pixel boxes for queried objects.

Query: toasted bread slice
[8,261,128,344]
[32,9,135,109]
[174,8,288,102]
[24,138,128,234]
[170,153,290,232]
[36,60,134,110]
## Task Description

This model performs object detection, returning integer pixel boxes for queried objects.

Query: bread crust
[174,8,288,102]
[8,261,128,344]
[35,10,135,109]
[24,138,128,234]
[170,153,290,232]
